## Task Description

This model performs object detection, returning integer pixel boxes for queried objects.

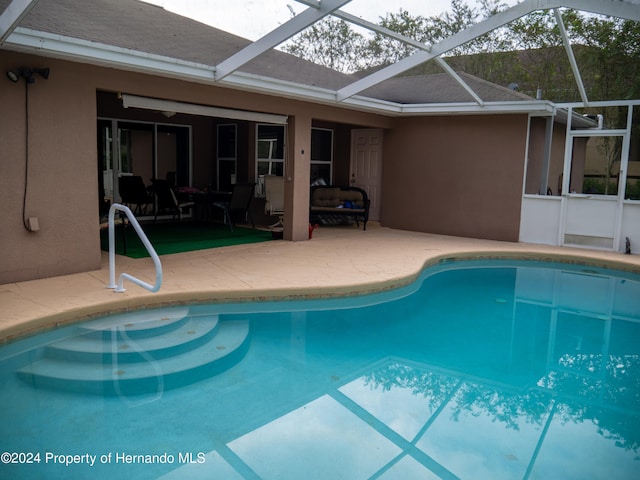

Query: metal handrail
[107,203,162,293]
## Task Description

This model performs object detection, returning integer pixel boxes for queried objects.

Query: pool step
[77,306,191,339]
[17,312,250,395]
[44,316,220,362]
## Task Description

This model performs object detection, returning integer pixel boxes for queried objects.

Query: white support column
[557,107,573,246]
[613,105,634,250]
[540,116,554,195]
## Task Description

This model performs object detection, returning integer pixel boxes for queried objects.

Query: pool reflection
[2,261,639,480]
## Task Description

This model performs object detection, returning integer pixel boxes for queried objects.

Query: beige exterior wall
[0,52,390,283]
[1,53,99,283]
[1,51,533,283]
[382,115,528,241]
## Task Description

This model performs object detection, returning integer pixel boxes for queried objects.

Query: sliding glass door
[98,118,191,218]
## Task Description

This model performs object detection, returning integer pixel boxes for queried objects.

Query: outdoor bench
[310,185,370,230]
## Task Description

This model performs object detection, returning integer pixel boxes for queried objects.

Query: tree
[282,1,640,106]
[283,0,512,72]
[282,17,371,73]
[367,8,431,66]
[283,1,640,197]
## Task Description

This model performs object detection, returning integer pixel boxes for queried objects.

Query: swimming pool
[0,259,638,479]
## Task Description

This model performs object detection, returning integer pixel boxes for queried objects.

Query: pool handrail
[107,203,162,293]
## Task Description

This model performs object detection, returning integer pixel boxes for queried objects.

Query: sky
[142,0,520,41]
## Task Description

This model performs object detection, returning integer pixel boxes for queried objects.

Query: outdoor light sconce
[6,67,50,83]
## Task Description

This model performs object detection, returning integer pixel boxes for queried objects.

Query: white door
[560,111,631,250]
[350,129,383,221]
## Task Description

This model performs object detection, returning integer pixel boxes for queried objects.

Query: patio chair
[264,175,284,228]
[119,175,152,215]
[213,182,255,231]
[151,178,194,222]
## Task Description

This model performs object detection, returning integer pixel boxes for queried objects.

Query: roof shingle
[1,0,532,104]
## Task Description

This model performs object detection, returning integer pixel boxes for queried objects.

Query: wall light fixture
[6,67,50,83]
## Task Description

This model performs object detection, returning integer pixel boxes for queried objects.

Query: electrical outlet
[27,217,40,232]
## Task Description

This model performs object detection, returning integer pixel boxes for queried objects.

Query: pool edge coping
[2,249,640,345]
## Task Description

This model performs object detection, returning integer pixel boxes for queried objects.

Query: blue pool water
[0,260,639,480]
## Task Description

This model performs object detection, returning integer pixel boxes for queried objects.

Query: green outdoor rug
[100,222,274,258]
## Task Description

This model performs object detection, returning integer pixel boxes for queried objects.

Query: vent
[564,234,614,249]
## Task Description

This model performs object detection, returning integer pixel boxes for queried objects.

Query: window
[311,128,333,185]
[119,129,133,175]
[569,134,623,196]
[256,124,285,196]
[217,124,237,191]
[566,106,630,196]
[97,119,191,216]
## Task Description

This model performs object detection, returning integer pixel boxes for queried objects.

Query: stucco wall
[1,53,99,283]
[382,115,528,241]
[1,52,390,283]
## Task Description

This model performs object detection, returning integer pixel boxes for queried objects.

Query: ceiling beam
[215,0,352,81]
[295,0,321,8]
[336,0,540,102]
[553,8,588,106]
[560,0,640,21]
[0,0,39,44]
[335,0,640,102]
[434,58,485,106]
[334,11,484,105]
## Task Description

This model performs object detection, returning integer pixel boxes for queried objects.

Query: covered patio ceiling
[1,0,639,116]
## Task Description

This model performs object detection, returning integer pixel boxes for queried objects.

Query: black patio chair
[212,182,256,231]
[119,175,152,215]
[150,178,194,222]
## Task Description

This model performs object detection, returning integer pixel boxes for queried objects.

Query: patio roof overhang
[121,93,289,124]
[1,0,639,116]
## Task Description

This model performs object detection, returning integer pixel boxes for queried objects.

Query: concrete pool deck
[2,224,640,343]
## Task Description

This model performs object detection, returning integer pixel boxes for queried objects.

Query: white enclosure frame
[4,1,639,117]
[3,0,640,246]
[520,100,640,254]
